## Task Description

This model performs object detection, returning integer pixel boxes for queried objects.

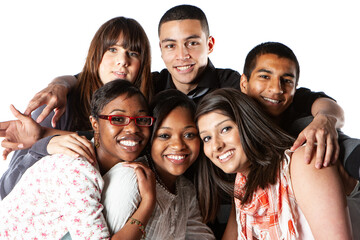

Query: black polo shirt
[152,59,240,104]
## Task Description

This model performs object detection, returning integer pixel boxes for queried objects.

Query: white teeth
[167,155,186,160]
[115,71,126,75]
[218,150,233,160]
[263,97,280,104]
[120,140,138,147]
[176,65,191,71]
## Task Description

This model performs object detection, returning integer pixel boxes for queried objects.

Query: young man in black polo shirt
[152,4,240,104]
[240,41,360,183]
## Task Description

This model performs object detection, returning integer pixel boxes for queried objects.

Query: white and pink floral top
[0,153,110,239]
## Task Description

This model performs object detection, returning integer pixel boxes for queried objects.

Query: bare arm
[112,162,156,240]
[290,146,352,239]
[24,75,78,127]
[291,98,344,168]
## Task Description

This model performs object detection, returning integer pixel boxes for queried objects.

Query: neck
[96,148,123,176]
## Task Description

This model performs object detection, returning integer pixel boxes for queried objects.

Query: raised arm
[291,97,344,168]
[24,75,78,127]
[0,105,72,159]
[290,146,352,239]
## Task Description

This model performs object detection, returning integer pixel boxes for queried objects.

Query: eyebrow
[256,68,295,78]
[159,125,197,130]
[109,109,147,115]
[161,34,201,44]
[199,118,231,135]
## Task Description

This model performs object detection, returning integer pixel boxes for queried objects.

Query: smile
[119,140,138,147]
[175,64,194,72]
[262,97,281,104]
[217,150,234,162]
[165,154,188,164]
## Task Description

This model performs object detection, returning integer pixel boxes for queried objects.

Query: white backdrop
[1,0,359,172]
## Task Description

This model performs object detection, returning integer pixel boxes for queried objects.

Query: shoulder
[289,145,338,187]
[214,67,240,89]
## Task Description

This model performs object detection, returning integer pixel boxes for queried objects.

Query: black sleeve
[292,87,336,115]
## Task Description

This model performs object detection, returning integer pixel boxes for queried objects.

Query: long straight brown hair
[195,88,294,223]
[70,16,152,131]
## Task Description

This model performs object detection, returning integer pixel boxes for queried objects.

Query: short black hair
[158,4,210,37]
[243,42,300,84]
[90,79,148,118]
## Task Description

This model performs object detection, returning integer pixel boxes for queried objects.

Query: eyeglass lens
[110,116,152,126]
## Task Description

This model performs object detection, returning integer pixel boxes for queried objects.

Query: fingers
[1,139,24,151]
[9,105,26,121]
[291,133,306,152]
[51,108,66,128]
[48,134,96,163]
[35,105,53,124]
[24,91,47,116]
[2,148,13,160]
[0,121,11,136]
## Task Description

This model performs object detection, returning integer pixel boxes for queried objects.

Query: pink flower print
[67,199,76,207]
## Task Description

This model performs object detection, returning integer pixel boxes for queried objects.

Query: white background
[1,0,359,173]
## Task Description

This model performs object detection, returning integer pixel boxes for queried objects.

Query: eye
[221,126,232,134]
[136,117,152,126]
[164,44,175,49]
[108,47,117,53]
[281,78,295,86]
[186,41,199,48]
[158,133,170,140]
[184,132,197,139]
[128,51,140,58]
[259,74,269,80]
[202,136,211,143]
[111,116,127,124]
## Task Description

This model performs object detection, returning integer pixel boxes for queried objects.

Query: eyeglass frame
[98,115,155,127]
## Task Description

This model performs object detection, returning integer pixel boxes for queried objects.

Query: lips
[165,154,189,165]
[113,71,127,79]
[217,150,234,163]
[117,134,143,152]
[174,64,194,73]
[262,96,283,104]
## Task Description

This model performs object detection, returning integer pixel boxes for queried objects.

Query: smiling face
[90,93,150,172]
[240,53,297,119]
[198,111,249,175]
[151,106,200,186]
[159,19,214,94]
[98,35,141,84]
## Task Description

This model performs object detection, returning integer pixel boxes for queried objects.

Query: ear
[207,36,215,54]
[240,74,249,93]
[89,116,99,132]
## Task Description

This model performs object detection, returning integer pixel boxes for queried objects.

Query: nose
[268,78,284,94]
[116,53,129,67]
[212,135,224,153]
[176,45,190,60]
[169,136,186,151]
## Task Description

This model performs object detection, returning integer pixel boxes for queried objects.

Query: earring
[94,132,100,148]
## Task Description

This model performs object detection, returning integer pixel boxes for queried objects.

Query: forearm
[311,98,344,129]
[111,198,155,240]
[50,75,78,90]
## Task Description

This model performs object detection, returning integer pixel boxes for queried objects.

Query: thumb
[10,104,27,121]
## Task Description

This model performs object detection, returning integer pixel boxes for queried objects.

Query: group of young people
[0,4,359,240]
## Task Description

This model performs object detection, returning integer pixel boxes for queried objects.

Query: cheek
[188,139,200,162]
[151,140,164,162]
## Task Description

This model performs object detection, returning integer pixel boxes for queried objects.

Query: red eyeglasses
[98,115,154,127]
